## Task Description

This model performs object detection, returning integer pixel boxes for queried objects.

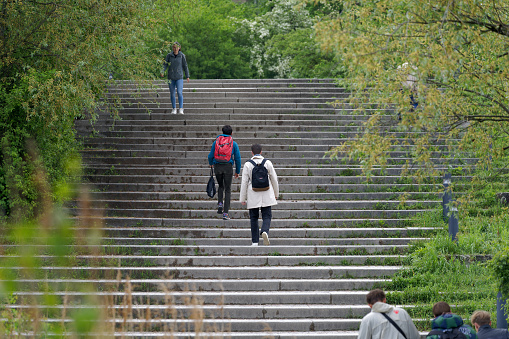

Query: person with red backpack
[208,125,241,220]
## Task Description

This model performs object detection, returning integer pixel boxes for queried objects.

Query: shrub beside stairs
[74,79,443,337]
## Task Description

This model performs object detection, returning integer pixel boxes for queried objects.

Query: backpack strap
[381,313,408,339]
[249,159,267,167]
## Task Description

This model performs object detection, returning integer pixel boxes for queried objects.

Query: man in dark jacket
[208,125,241,220]
[471,310,509,339]
[426,302,477,339]
[161,42,190,115]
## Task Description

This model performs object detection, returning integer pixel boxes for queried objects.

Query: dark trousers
[214,163,233,213]
[249,206,272,243]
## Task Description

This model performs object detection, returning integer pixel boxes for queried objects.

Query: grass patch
[382,166,509,330]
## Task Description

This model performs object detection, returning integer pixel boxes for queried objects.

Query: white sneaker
[262,232,270,246]
[251,243,258,246]
[179,108,184,114]
[171,108,177,114]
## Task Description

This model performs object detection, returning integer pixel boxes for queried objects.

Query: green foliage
[382,161,509,328]
[490,248,509,300]
[0,157,108,336]
[0,0,159,219]
[234,0,343,78]
[148,0,343,79]
[264,28,343,78]
[152,0,255,79]
[317,0,509,183]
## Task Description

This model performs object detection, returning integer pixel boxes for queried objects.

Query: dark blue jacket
[477,325,509,339]
[208,134,241,174]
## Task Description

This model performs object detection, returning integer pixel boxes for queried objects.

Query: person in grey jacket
[358,289,420,339]
[161,42,190,114]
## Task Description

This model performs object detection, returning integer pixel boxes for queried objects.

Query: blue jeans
[168,79,183,109]
[249,206,272,244]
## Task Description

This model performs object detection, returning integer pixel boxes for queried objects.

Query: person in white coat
[358,289,420,339]
[239,144,279,246]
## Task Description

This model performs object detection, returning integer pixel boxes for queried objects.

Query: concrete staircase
[71,78,444,337]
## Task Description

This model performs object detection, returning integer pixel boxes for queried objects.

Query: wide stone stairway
[73,78,443,337]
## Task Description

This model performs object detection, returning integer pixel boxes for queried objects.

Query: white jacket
[239,155,279,210]
[358,302,420,339]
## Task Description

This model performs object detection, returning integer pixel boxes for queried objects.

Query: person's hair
[366,289,386,305]
[222,125,232,135]
[432,302,451,317]
[470,310,491,326]
[251,144,262,155]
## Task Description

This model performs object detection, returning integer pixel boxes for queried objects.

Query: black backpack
[427,327,468,339]
[249,159,270,191]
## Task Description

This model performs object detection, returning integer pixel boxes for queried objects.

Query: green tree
[153,0,255,79]
[264,28,343,78]
[0,0,159,220]
[317,0,509,180]
[236,0,341,78]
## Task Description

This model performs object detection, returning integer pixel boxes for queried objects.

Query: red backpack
[214,136,233,162]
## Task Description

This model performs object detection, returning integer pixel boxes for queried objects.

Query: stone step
[78,123,369,132]
[80,149,462,161]
[77,118,370,127]
[100,227,432,238]
[84,182,440,193]
[115,101,366,110]
[90,254,406,266]
[89,111,385,120]
[104,244,408,256]
[81,156,475,166]
[113,79,339,88]
[10,290,372,305]
[82,165,457,176]
[116,96,348,104]
[81,199,439,210]
[104,237,422,246]
[6,265,400,280]
[82,174,443,185]
[3,302,371,318]
[88,191,440,202]
[81,136,459,146]
[106,87,347,94]
[41,243,411,256]
[2,277,385,291]
[71,207,431,219]
[82,217,408,228]
[52,319,366,333]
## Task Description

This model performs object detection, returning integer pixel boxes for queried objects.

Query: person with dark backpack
[239,144,279,246]
[208,125,241,220]
[426,302,478,339]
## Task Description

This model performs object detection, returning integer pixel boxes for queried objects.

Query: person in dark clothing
[471,310,509,339]
[426,302,478,339]
[161,42,190,115]
[208,125,241,220]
